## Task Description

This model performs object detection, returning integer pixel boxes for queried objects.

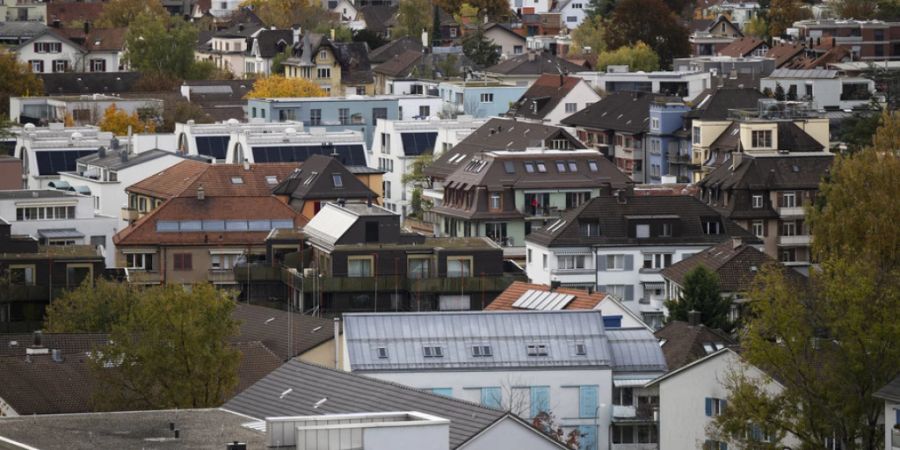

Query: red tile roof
[765,42,806,68]
[126,159,210,199]
[717,37,766,57]
[485,281,608,310]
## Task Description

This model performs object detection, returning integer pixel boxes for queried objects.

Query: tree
[586,0,616,19]
[240,0,331,29]
[594,41,659,72]
[161,100,213,132]
[664,266,732,331]
[838,110,881,154]
[569,15,607,56]
[45,279,135,333]
[395,0,432,38]
[89,284,241,410]
[767,0,811,37]
[402,153,435,218]
[833,0,878,20]
[124,12,199,79]
[245,76,327,98]
[0,52,43,118]
[462,26,501,68]
[96,0,168,28]
[712,113,900,449]
[270,49,293,76]
[98,103,156,135]
[606,0,690,68]
[743,16,769,40]
[467,0,512,21]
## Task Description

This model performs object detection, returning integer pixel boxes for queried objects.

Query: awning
[48,180,73,191]
[613,378,655,388]
[74,186,91,195]
[37,229,84,239]
[642,282,665,290]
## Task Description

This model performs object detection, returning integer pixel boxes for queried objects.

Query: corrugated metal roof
[606,328,668,372]
[303,203,358,249]
[344,310,614,371]
[512,289,576,310]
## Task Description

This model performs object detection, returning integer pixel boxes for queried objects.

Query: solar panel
[512,289,576,311]
[251,145,366,166]
[400,132,437,156]
[195,136,229,160]
[34,150,97,176]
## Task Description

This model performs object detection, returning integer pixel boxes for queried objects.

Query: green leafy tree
[402,153,435,217]
[664,266,732,331]
[606,0,690,68]
[96,0,168,28]
[462,26,501,68]
[594,41,659,72]
[833,0,878,20]
[767,0,812,37]
[586,0,616,18]
[241,0,332,29]
[569,15,607,56]
[395,0,433,38]
[0,52,43,118]
[838,110,881,154]
[712,112,900,450]
[743,16,769,39]
[45,279,136,333]
[124,12,199,79]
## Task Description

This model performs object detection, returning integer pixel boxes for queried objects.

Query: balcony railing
[777,206,805,218]
[208,269,237,284]
[778,235,811,246]
[668,152,691,163]
[121,207,140,221]
[611,444,659,450]
[127,270,162,284]
[612,403,657,422]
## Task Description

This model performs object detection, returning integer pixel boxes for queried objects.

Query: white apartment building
[576,68,712,101]
[227,125,368,167]
[13,124,112,190]
[0,190,119,266]
[760,68,876,111]
[370,116,486,219]
[174,120,305,162]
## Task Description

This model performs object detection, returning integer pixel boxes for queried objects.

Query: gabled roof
[483,22,526,42]
[645,346,738,387]
[526,194,759,247]
[687,88,767,120]
[369,36,423,64]
[232,303,335,361]
[708,121,823,155]
[271,154,376,201]
[874,375,900,403]
[508,74,585,120]
[344,310,613,370]
[486,281,608,310]
[0,21,47,39]
[224,360,562,449]
[302,202,392,249]
[485,51,585,75]
[372,49,424,78]
[561,91,672,134]
[39,72,142,95]
[717,37,767,57]
[358,6,398,35]
[661,240,804,292]
[655,321,736,370]
[59,27,127,52]
[698,153,833,192]
[125,159,209,199]
[253,29,294,58]
[332,41,375,85]
[765,42,806,68]
[14,28,86,53]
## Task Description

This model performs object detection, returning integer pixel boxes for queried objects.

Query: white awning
[209,249,245,255]
[613,378,655,388]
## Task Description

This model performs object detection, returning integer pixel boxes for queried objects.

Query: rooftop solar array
[511,289,576,310]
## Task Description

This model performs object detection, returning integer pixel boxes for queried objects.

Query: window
[15,206,75,221]
[581,222,601,236]
[605,254,625,270]
[636,224,650,238]
[651,118,660,129]
[339,108,349,125]
[513,45,523,54]
[210,254,238,270]
[481,387,502,408]
[782,220,797,236]
[317,67,331,79]
[418,105,430,117]
[33,42,62,53]
[587,160,599,172]
[556,160,567,172]
[567,161,578,172]
[125,253,154,270]
[705,397,727,417]
[751,130,772,148]
[661,223,673,237]
[704,440,728,450]
[781,192,796,208]
[365,221,379,242]
[642,253,672,270]
[65,264,92,288]
[8,265,35,285]
[503,161,515,174]
[606,285,629,301]
[376,347,388,358]
[752,194,764,208]
[347,256,373,277]
[30,60,43,73]
[524,162,535,173]
[574,342,587,355]
[703,220,722,234]
[230,176,244,184]
[527,248,532,263]
[447,256,472,278]
[332,174,343,188]
[489,192,501,210]
[53,60,67,73]
[535,161,547,173]
[566,191,590,208]
[266,176,278,184]
[558,255,586,270]
[693,126,701,144]
[90,59,106,72]
[480,93,494,102]
[309,109,321,125]
[173,253,193,271]
[542,254,548,269]
[565,102,577,113]
[423,345,444,357]
[408,257,431,279]
[752,220,764,237]
[613,386,633,406]
[471,345,492,357]
[526,343,548,356]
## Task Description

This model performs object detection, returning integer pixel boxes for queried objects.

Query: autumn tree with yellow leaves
[245,76,327,98]
[98,103,157,135]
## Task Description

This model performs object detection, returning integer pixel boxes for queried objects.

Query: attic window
[556,161,567,172]
[792,165,800,173]
[524,161,535,173]
[574,342,587,356]
[423,345,444,358]
[376,347,389,359]
[567,161,578,172]
[231,176,244,184]
[471,345,492,357]
[266,176,278,184]
[587,160,599,172]
[535,162,547,173]
[304,171,318,185]
[581,222,601,237]
[526,343,548,356]
[332,174,343,188]
[503,161,516,174]
[703,342,726,354]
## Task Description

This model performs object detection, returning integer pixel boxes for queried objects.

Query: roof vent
[688,310,701,326]
[51,349,64,363]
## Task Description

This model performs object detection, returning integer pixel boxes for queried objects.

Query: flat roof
[0,190,81,200]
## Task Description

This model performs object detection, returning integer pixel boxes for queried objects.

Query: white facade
[460,416,570,450]
[208,0,242,17]
[557,0,589,29]
[386,79,440,96]
[0,191,119,266]
[576,70,712,102]
[540,78,600,125]
[759,70,875,111]
[15,33,84,74]
[175,120,304,162]
[397,96,444,120]
[227,125,368,165]
[9,95,163,126]
[884,400,900,450]
[370,117,486,219]
[13,124,113,190]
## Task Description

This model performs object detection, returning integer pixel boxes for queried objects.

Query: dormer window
[535,162,547,173]
[574,342,587,355]
[332,174,343,188]
[423,345,444,358]
[581,222,601,237]
[567,161,578,172]
[703,219,722,235]
[587,160,599,172]
[524,161,535,173]
[556,161,567,172]
[527,344,548,356]
[636,224,650,238]
[471,345,492,357]
[376,347,389,358]
[751,130,772,148]
[503,161,516,174]
[661,223,673,237]
[231,176,243,184]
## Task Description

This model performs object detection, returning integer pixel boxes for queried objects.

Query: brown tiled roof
[84,28,127,51]
[486,281,607,310]
[654,320,736,370]
[508,74,584,120]
[176,163,299,198]
[717,37,766,57]
[126,159,210,199]
[47,2,105,25]
[765,42,806,68]
[660,241,805,292]
[232,303,335,361]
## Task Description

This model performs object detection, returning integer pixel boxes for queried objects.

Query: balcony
[778,235,811,246]
[208,269,237,284]
[611,444,658,450]
[127,270,162,284]
[612,404,656,422]
[4,285,51,302]
[778,206,805,218]
[522,206,560,219]
[121,207,140,221]
[667,152,691,164]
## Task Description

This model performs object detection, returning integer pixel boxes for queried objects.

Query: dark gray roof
[39,72,143,95]
[223,360,512,449]
[369,36,423,64]
[508,74,584,121]
[0,21,47,38]
[660,241,805,292]
[699,152,832,191]
[231,303,334,361]
[526,194,760,247]
[606,328,669,372]
[271,154,376,201]
[372,49,424,78]
[654,321,736,370]
[710,122,823,155]
[561,91,676,134]
[75,148,180,170]
[687,88,767,120]
[253,29,294,58]
[359,6,399,35]
[332,41,375,85]
[0,409,267,449]
[486,51,585,75]
[874,375,900,403]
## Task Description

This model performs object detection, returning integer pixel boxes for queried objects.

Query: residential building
[760,68,876,110]
[554,0,589,29]
[179,79,255,123]
[270,154,381,221]
[717,37,770,58]
[14,27,126,74]
[437,80,528,118]
[283,33,375,96]
[13,124,113,190]
[697,152,834,274]
[39,72,143,96]
[208,0,243,17]
[708,2,760,29]
[874,375,900,450]
[647,348,798,450]
[654,319,737,371]
[341,310,667,450]
[674,55,776,79]
[9,94,163,127]
[0,218,104,332]
[0,190,118,266]
[524,193,759,328]
[765,42,808,69]
[121,159,209,223]
[484,51,586,87]
[690,15,744,57]
[385,78,439,96]
[232,302,336,363]
[525,33,573,57]
[58,146,185,228]
[245,95,443,147]
[506,74,601,125]
[371,116,487,220]
[0,156,22,190]
[577,67,712,101]
[483,23,527,57]
[284,201,512,314]
[226,124,369,166]
[113,162,303,285]
[369,36,423,65]
[486,281,654,330]
[195,23,298,78]
[372,50,426,93]
[224,360,571,450]
[647,101,693,184]
[357,5,399,40]
[430,148,630,255]
[174,120,301,162]
[790,19,900,61]
[0,21,45,46]
[0,0,46,22]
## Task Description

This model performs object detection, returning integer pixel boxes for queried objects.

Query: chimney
[196,185,205,201]
[732,237,742,249]
[615,189,627,204]
[97,146,106,158]
[51,349,64,363]
[243,160,250,171]
[120,151,129,163]
[333,317,341,369]
[83,21,91,35]
[688,310,701,326]
[549,280,561,291]
[32,330,42,347]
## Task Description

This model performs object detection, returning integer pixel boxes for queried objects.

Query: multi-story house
[0,189,117,267]
[245,95,443,148]
[283,33,375,96]
[371,116,487,219]
[9,94,163,127]
[14,27,126,74]
[554,0,589,29]
[58,146,185,228]
[196,24,298,78]
[270,154,381,221]
[436,80,528,118]
[482,23,527,57]
[175,120,303,162]
[0,21,45,47]
[0,218,104,332]
[708,2,760,30]
[113,162,302,286]
[1,0,46,22]
[506,74,600,125]
[208,0,242,17]
[760,68,875,110]
[576,68,711,101]
[690,15,744,57]
[674,55,776,79]
[647,101,692,184]
[341,310,667,450]
[717,37,770,58]
[524,192,759,328]
[120,160,209,224]
[13,124,113,190]
[697,152,834,274]
[791,19,900,61]
[226,123,368,166]
[430,148,630,256]
[484,51,586,87]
